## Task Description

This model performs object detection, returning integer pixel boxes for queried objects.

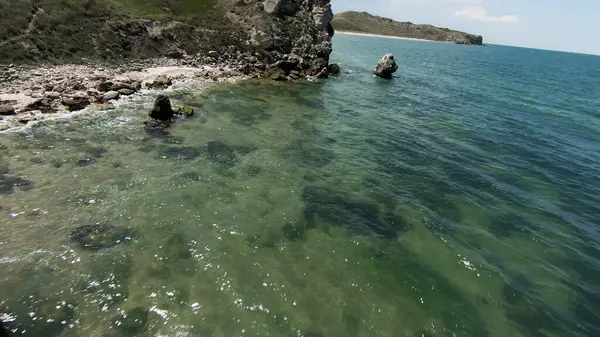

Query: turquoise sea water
[1,33,600,337]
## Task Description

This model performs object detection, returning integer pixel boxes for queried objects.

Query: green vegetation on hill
[0,0,258,63]
[332,11,483,45]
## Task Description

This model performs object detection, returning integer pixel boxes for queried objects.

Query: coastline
[335,31,439,43]
[0,59,251,132]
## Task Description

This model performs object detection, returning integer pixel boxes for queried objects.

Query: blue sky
[331,0,600,55]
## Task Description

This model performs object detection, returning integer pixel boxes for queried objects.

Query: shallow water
[1,34,600,337]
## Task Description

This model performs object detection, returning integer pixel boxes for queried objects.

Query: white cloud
[454,6,518,23]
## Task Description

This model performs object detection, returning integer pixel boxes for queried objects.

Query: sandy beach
[336,31,439,43]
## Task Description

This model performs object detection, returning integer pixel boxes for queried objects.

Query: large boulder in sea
[149,95,174,121]
[374,54,399,79]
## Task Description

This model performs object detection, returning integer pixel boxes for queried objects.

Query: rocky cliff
[0,0,334,76]
[332,11,483,45]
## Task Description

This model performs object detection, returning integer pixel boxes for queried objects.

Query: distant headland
[332,11,484,46]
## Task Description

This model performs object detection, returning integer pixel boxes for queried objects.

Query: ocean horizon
[1,32,600,337]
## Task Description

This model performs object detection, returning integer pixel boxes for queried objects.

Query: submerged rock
[71,224,137,250]
[374,54,398,79]
[299,185,404,239]
[1,299,76,337]
[149,95,174,121]
[207,141,238,166]
[108,307,149,336]
[0,174,33,194]
[144,120,171,138]
[76,157,95,167]
[164,233,192,260]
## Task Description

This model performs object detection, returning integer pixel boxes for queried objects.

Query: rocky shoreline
[0,0,339,131]
[0,57,264,132]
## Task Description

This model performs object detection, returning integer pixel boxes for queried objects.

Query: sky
[331,0,600,55]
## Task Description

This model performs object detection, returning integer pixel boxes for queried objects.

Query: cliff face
[332,11,483,46]
[257,0,335,75]
[0,0,334,75]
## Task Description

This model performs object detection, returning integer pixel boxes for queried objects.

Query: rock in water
[71,224,136,250]
[374,54,399,79]
[149,95,174,121]
[328,63,340,75]
[175,106,194,116]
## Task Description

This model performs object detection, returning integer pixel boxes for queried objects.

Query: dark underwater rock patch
[107,307,150,337]
[0,298,76,337]
[0,164,9,174]
[164,233,192,260]
[243,164,262,176]
[145,120,172,138]
[297,185,408,239]
[283,141,335,168]
[0,174,33,194]
[71,224,137,250]
[282,221,308,241]
[76,157,95,167]
[230,106,272,126]
[159,145,203,160]
[207,141,237,166]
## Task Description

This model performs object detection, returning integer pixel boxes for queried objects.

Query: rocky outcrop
[149,95,174,121]
[146,76,172,89]
[0,104,16,116]
[0,61,247,131]
[374,54,398,79]
[62,95,90,111]
[258,0,335,79]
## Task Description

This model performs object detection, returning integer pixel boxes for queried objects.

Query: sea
[1,32,600,337]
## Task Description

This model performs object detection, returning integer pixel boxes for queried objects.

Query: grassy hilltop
[0,0,262,63]
[332,11,483,45]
